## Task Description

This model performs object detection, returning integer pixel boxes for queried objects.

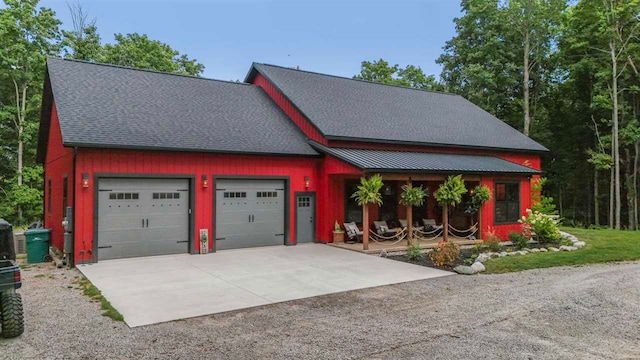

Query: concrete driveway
[78,244,451,327]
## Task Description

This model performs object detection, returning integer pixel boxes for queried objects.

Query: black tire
[0,293,24,338]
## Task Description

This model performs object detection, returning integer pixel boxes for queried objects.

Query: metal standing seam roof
[40,58,318,158]
[310,142,539,174]
[247,63,549,153]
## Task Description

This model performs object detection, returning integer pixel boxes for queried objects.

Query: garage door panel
[98,178,189,261]
[216,179,285,250]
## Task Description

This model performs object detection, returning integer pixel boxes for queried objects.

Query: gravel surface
[1,260,639,359]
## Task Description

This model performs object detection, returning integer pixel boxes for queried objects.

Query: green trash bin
[25,228,51,264]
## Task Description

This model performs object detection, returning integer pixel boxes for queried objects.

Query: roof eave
[324,135,549,154]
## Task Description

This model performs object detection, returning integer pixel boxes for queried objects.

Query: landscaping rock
[500,251,508,257]
[453,265,475,275]
[522,248,531,252]
[539,248,548,252]
[530,248,540,253]
[470,262,486,273]
[548,247,560,252]
[507,251,518,256]
[559,245,575,251]
[574,241,586,248]
[475,253,491,263]
[379,249,388,258]
[490,252,500,258]
[518,251,529,256]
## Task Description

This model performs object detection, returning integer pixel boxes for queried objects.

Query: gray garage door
[215,179,285,250]
[97,178,190,260]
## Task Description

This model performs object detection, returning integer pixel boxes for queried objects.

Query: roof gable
[40,58,317,158]
[247,63,548,153]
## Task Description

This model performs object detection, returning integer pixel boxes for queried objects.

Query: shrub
[483,236,502,252]
[429,240,460,267]
[406,244,423,261]
[519,209,562,245]
[508,231,529,250]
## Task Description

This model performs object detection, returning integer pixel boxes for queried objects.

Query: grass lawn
[483,227,640,274]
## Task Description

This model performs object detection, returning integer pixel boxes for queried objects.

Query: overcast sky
[41,0,461,81]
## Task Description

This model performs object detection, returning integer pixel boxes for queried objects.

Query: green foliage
[101,33,205,76]
[530,177,557,215]
[0,165,43,226]
[519,209,562,245]
[429,240,461,267]
[484,227,640,274]
[399,184,427,207]
[465,185,491,214]
[434,175,467,207]
[483,235,502,253]
[354,59,444,91]
[75,277,124,321]
[351,174,384,207]
[508,231,529,250]
[406,244,423,261]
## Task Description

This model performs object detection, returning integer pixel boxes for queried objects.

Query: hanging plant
[351,174,384,250]
[434,175,467,242]
[399,184,427,244]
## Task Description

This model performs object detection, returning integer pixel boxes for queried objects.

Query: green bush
[508,231,529,250]
[406,244,423,260]
[519,209,562,245]
[483,235,502,253]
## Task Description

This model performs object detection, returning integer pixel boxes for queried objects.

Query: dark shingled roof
[247,63,548,153]
[39,58,317,159]
[310,142,539,174]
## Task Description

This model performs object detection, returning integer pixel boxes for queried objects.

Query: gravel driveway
[1,260,639,359]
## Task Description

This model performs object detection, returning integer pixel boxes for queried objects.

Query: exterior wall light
[202,175,208,188]
[82,173,89,188]
[304,176,310,189]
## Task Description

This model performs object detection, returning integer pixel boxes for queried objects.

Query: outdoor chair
[372,220,406,242]
[422,218,442,230]
[343,222,363,244]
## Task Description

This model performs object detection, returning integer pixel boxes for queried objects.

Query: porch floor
[328,237,483,254]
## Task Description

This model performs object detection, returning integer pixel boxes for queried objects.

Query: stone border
[454,231,585,275]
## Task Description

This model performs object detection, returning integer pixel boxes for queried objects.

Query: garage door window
[223,192,246,198]
[109,192,139,200]
[257,191,277,198]
[153,192,180,199]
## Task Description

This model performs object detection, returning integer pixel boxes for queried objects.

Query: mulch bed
[387,248,476,272]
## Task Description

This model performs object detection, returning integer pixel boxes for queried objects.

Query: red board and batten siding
[252,73,328,145]
[72,148,320,263]
[43,104,74,251]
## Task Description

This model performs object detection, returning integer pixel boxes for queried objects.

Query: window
[257,191,277,198]
[344,180,362,225]
[62,175,68,216]
[494,182,520,224]
[47,178,52,216]
[298,196,310,208]
[152,192,179,200]
[223,192,246,198]
[109,192,139,200]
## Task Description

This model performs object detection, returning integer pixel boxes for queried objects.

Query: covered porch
[314,143,540,249]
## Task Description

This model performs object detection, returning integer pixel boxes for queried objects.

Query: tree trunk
[442,204,449,242]
[362,204,369,251]
[15,82,27,222]
[407,204,413,245]
[523,29,531,137]
[610,38,621,230]
[610,147,615,228]
[625,149,633,229]
[634,142,639,230]
[594,169,600,226]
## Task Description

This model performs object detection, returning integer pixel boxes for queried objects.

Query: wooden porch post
[442,204,449,242]
[362,203,369,250]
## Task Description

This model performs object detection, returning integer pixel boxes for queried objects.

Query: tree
[101,33,205,76]
[61,1,101,61]
[434,175,467,242]
[465,185,491,224]
[351,174,384,250]
[354,59,443,90]
[503,0,566,136]
[0,0,61,223]
[399,184,427,244]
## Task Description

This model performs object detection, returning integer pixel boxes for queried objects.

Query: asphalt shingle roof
[249,63,548,153]
[45,58,317,156]
[310,142,539,174]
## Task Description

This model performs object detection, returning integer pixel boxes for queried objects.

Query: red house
[38,58,545,264]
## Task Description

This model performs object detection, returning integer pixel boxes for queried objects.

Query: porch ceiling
[310,142,539,175]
